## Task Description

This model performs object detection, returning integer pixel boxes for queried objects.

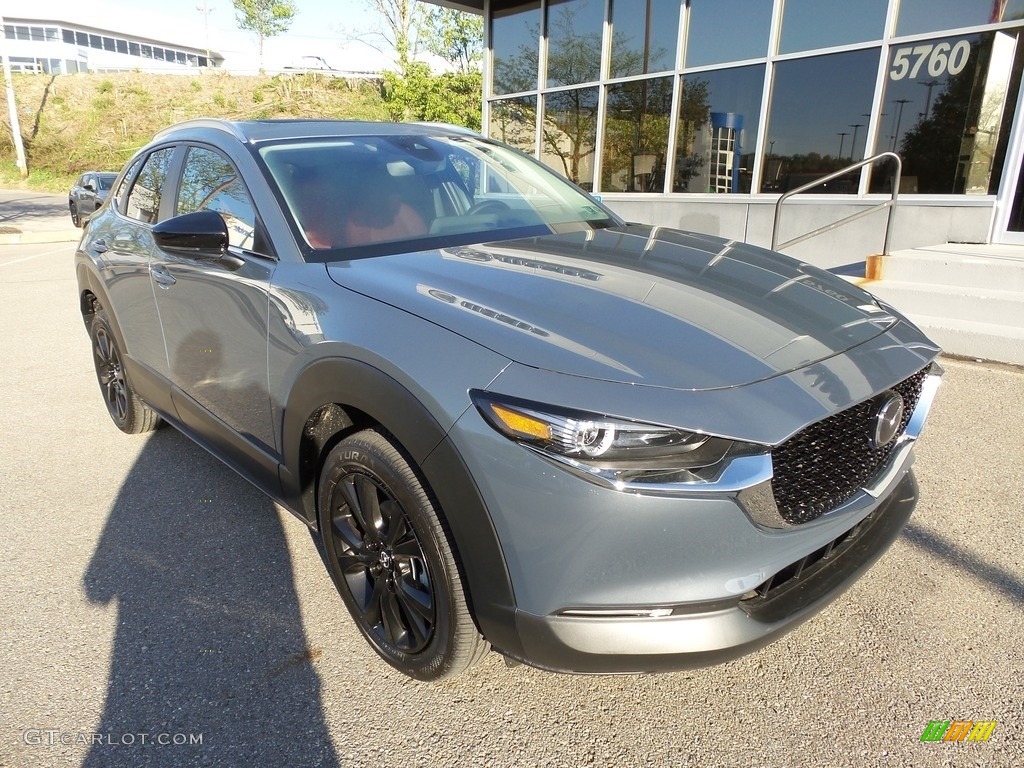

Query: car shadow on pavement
[902,522,1024,605]
[82,426,339,767]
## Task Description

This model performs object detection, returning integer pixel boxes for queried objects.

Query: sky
[24,0,406,73]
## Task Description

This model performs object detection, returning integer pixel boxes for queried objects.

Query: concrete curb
[0,229,81,245]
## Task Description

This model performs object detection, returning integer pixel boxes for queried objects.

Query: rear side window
[125,148,175,224]
[175,146,257,250]
[111,159,140,207]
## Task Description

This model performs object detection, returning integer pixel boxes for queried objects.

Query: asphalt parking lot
[0,220,1021,767]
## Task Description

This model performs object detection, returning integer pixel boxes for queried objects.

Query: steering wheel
[465,199,511,216]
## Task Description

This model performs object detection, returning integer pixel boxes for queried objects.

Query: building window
[685,0,772,67]
[141,44,152,58]
[602,76,673,192]
[492,1,541,95]
[89,34,102,49]
[15,26,29,41]
[103,36,115,52]
[871,29,1024,194]
[764,48,879,193]
[609,0,679,77]
[489,96,538,153]
[76,31,87,46]
[62,29,74,44]
[546,0,602,87]
[30,26,45,41]
[116,39,128,54]
[897,0,1024,37]
[779,0,888,54]
[675,65,765,193]
[130,42,140,56]
[542,87,599,188]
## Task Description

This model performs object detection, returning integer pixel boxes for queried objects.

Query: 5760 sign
[890,40,971,81]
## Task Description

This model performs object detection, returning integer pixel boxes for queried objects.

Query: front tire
[70,201,81,227]
[318,429,487,680]
[90,310,161,434]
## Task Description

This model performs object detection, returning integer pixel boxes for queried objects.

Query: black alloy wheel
[89,310,160,434]
[318,429,487,680]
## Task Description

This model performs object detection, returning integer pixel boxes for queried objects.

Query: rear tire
[318,429,487,680]
[90,310,161,434]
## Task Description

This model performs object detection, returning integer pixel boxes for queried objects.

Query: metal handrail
[771,152,902,255]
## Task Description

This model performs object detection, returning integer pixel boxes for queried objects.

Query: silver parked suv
[75,119,942,680]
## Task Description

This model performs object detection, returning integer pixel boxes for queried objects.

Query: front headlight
[471,391,761,489]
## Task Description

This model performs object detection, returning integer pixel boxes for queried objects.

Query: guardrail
[771,152,902,256]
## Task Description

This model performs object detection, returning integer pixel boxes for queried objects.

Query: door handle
[152,266,177,288]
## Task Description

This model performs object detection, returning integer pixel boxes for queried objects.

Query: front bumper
[511,472,918,674]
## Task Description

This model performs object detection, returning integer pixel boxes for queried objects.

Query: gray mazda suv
[75,119,941,680]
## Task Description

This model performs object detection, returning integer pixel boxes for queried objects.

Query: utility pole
[837,132,849,161]
[0,15,29,178]
[848,123,864,160]
[196,1,214,65]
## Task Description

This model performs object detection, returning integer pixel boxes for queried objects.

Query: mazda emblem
[871,391,905,448]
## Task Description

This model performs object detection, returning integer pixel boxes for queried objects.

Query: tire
[317,429,487,680]
[70,201,81,227]
[90,310,161,434]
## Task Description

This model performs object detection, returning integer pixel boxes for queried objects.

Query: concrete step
[861,280,1024,328]
[897,313,1024,366]
[870,249,1024,291]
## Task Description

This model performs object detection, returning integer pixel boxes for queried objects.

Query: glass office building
[445,0,1024,263]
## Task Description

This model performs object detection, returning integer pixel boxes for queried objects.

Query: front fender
[277,357,521,657]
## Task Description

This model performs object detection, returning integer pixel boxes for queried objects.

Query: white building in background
[1,16,222,74]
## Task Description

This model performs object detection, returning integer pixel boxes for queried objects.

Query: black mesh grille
[770,368,929,525]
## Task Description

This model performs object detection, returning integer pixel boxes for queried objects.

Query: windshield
[258,133,619,258]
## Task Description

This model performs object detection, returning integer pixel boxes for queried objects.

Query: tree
[420,6,483,74]
[381,61,482,130]
[357,0,426,75]
[232,0,297,71]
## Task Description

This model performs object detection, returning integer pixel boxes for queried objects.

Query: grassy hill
[0,71,388,192]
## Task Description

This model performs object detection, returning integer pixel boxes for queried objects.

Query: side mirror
[84,183,96,192]
[153,210,228,257]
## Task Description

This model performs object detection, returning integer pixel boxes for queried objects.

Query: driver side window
[176,147,257,251]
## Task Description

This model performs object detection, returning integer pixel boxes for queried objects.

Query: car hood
[326,225,901,391]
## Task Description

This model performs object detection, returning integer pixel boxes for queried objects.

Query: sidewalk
[0,190,81,245]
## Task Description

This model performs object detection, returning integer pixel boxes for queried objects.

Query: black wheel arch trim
[278,356,522,659]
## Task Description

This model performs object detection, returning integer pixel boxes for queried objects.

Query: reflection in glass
[780,0,887,54]
[126,148,175,224]
[610,0,680,77]
[674,66,764,193]
[897,0,1024,36]
[177,148,256,249]
[489,96,539,154]
[602,77,673,192]
[871,30,1024,194]
[542,88,599,189]
[492,2,541,95]
[686,0,772,67]
[546,0,603,87]
[763,49,878,193]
